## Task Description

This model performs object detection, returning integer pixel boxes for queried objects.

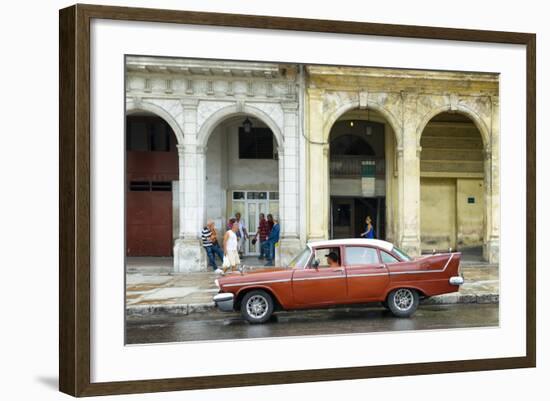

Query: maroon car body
[213,239,463,323]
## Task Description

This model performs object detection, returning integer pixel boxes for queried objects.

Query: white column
[179,144,201,237]
[485,97,500,263]
[306,88,328,242]
[398,93,421,256]
[279,101,302,265]
[173,99,206,272]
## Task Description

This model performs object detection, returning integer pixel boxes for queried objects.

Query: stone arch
[416,103,490,148]
[126,98,185,145]
[197,103,284,149]
[323,97,400,242]
[323,99,402,147]
[418,103,490,260]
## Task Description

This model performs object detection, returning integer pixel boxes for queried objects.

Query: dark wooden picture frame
[59,3,536,397]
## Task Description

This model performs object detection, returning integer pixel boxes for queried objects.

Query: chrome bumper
[213,293,234,312]
[449,275,464,286]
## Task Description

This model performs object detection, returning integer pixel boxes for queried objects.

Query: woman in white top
[222,222,241,273]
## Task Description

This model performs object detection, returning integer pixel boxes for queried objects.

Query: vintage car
[213,239,464,323]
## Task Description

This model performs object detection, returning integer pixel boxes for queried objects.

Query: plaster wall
[420,177,457,251]
[456,178,485,248]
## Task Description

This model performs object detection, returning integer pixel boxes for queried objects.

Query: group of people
[201,212,280,274]
[201,213,373,274]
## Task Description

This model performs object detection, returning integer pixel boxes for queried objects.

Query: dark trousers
[205,244,224,270]
[263,240,276,263]
[258,239,267,258]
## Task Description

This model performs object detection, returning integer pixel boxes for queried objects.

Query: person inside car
[326,251,340,268]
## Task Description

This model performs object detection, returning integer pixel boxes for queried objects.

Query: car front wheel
[240,290,274,324]
[387,288,419,318]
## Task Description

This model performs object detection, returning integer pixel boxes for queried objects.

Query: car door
[344,246,390,302]
[292,246,348,306]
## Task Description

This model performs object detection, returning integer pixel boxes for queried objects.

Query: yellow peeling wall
[304,65,499,260]
[421,178,457,251]
[420,121,485,252]
[456,178,485,248]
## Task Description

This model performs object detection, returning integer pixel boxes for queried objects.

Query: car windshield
[392,246,412,261]
[287,247,312,269]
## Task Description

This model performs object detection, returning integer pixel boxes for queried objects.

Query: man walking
[264,215,280,266]
[254,213,270,260]
[201,220,224,273]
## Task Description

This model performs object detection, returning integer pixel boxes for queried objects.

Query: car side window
[312,247,340,268]
[380,250,399,264]
[345,246,379,266]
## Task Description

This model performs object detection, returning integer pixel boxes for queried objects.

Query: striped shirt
[201,227,212,247]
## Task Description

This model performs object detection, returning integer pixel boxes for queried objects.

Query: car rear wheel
[387,288,419,318]
[240,290,274,324]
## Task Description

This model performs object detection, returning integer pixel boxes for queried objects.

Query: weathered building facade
[305,66,499,263]
[125,57,500,272]
[126,57,303,272]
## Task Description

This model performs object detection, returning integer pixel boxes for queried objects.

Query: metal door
[126,181,173,256]
[245,200,268,255]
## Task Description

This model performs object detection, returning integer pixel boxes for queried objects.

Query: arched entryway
[204,114,280,256]
[419,111,487,260]
[327,109,398,241]
[125,111,179,256]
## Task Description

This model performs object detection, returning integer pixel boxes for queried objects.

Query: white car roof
[307,238,394,253]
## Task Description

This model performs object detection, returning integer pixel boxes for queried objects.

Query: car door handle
[331,267,345,273]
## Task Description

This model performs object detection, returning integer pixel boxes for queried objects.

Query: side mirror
[312,259,320,269]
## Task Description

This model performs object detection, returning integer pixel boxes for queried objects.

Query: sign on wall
[361,160,376,197]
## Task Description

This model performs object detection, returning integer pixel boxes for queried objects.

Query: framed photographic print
[59,3,536,397]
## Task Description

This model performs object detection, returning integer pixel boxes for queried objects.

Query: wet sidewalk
[126,257,499,316]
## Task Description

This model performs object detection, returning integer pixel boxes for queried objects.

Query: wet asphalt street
[126,303,498,344]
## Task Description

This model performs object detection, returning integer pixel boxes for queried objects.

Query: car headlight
[214,279,220,290]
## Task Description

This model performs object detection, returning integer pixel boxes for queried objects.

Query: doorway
[330,196,385,240]
[231,190,279,255]
[125,113,178,256]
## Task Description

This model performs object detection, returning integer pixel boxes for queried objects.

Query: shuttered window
[238,128,274,159]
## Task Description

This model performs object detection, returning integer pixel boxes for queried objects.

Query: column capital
[180,98,199,110]
[235,99,246,113]
[448,93,460,111]
[177,143,206,154]
[483,145,492,160]
[396,146,404,158]
[400,90,419,102]
[281,101,299,111]
[132,95,143,109]
[307,87,325,101]
[358,90,369,109]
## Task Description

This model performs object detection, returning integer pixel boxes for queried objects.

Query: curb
[126,293,499,317]
[420,293,499,305]
[126,302,216,317]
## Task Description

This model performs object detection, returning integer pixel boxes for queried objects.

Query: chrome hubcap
[246,295,268,319]
[394,289,414,311]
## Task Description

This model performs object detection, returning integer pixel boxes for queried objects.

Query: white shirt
[236,219,245,238]
[225,230,238,252]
